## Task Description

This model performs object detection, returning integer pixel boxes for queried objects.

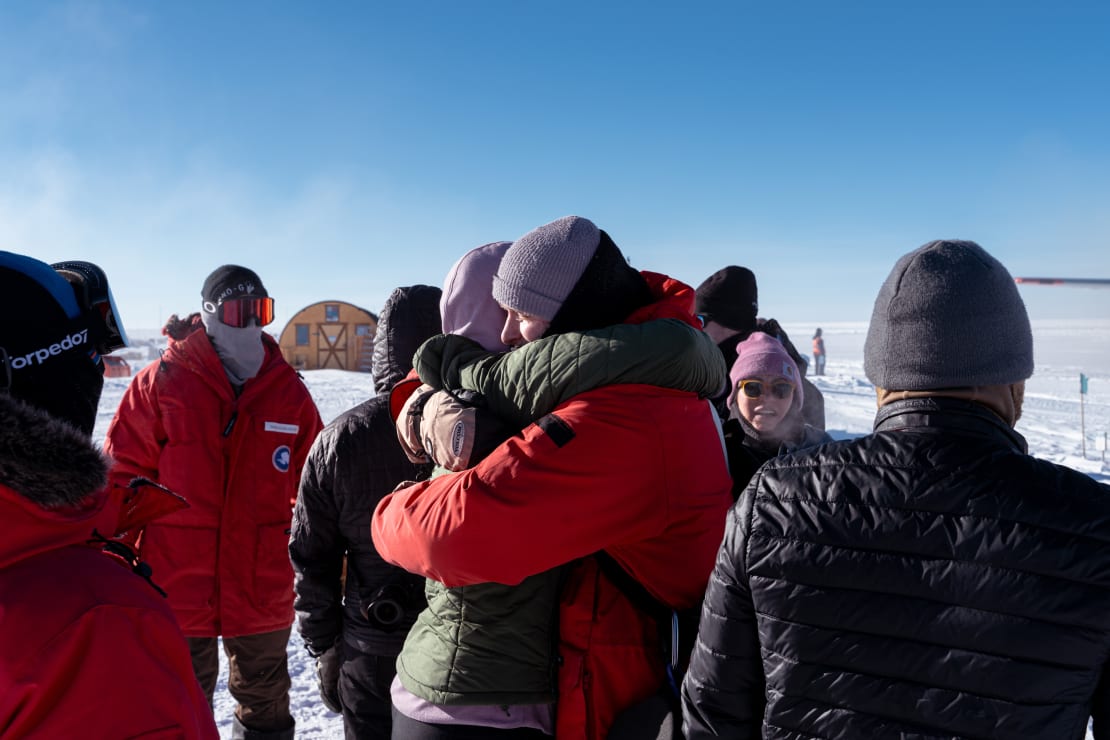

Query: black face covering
[545,231,654,337]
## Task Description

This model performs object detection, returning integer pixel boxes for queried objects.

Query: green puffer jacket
[415,317,727,430]
[396,318,727,706]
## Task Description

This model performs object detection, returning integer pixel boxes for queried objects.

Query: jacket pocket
[253,521,295,608]
[141,524,217,610]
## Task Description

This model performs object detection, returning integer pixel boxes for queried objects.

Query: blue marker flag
[1080,373,1089,395]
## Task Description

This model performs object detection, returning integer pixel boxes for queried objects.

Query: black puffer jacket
[289,285,441,656]
[683,397,1110,740]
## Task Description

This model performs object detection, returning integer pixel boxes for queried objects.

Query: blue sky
[2,0,1109,330]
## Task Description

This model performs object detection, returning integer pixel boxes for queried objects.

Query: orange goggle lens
[218,297,275,327]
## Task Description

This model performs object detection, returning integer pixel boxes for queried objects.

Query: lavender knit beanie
[864,239,1034,390]
[440,241,512,352]
[492,216,601,321]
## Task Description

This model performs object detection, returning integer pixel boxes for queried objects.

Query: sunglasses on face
[212,296,276,328]
[738,379,794,400]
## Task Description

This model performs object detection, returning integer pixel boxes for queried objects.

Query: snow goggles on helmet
[51,260,129,356]
[738,379,794,400]
[208,296,275,328]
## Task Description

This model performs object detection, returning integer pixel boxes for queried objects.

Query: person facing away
[812,327,826,375]
[0,251,217,739]
[374,215,734,740]
[104,265,323,740]
[722,331,831,500]
[288,284,442,739]
[681,239,1110,739]
[385,240,725,739]
[695,266,826,430]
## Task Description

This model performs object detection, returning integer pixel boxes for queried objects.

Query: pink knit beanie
[727,332,804,411]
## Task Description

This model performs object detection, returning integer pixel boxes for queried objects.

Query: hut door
[316,322,349,369]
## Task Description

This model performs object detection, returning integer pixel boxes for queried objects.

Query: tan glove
[396,384,513,471]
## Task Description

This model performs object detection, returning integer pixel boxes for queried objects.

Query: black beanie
[546,230,653,336]
[695,266,758,334]
[201,265,268,307]
[0,252,104,436]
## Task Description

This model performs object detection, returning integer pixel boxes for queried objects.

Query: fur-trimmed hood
[1,393,116,569]
[0,393,108,508]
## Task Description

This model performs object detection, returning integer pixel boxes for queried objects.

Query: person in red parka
[373,216,734,739]
[0,250,217,739]
[104,265,323,740]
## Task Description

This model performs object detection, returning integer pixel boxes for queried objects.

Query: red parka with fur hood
[104,323,323,637]
[0,394,217,739]
[374,273,733,739]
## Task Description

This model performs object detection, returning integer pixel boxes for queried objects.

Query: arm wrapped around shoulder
[413,333,490,391]
[396,383,516,471]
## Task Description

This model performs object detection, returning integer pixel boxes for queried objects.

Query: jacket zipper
[214,402,239,635]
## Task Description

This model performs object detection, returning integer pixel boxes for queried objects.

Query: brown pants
[189,627,293,733]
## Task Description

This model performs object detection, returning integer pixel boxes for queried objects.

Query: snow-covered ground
[91,319,1110,738]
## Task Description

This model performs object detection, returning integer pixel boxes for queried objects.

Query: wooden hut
[102,355,132,378]
[277,301,378,372]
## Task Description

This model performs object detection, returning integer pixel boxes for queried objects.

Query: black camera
[360,582,411,632]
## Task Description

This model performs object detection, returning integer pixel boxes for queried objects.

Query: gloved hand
[315,645,342,714]
[396,383,511,471]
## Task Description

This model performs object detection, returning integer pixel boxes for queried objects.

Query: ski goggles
[207,296,276,328]
[51,260,129,355]
[737,379,794,400]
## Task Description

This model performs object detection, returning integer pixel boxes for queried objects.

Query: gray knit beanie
[864,239,1034,390]
[492,216,601,321]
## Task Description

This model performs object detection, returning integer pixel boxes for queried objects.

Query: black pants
[391,708,549,739]
[338,649,396,740]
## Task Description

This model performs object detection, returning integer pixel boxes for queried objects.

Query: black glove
[315,645,342,714]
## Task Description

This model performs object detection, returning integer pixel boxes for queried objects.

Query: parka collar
[873,397,1028,454]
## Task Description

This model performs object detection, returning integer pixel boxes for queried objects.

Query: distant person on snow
[0,251,217,738]
[682,240,1110,739]
[289,283,442,740]
[694,266,826,430]
[105,265,323,740]
[812,327,826,375]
